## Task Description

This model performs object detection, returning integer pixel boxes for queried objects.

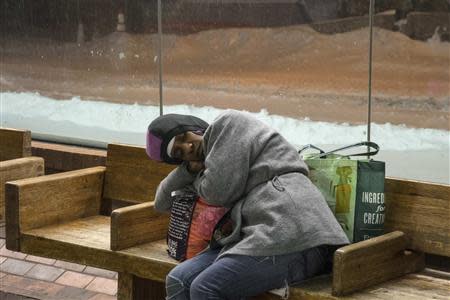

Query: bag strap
[317,141,379,158]
[298,144,325,155]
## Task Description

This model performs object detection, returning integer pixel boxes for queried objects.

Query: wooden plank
[388,273,450,300]
[119,239,177,271]
[118,272,133,300]
[103,143,174,204]
[288,270,450,300]
[0,157,44,220]
[332,231,425,296]
[385,178,449,200]
[24,216,111,249]
[121,241,176,282]
[361,270,450,300]
[0,128,31,161]
[5,166,105,251]
[385,192,449,257]
[31,140,106,173]
[288,275,348,300]
[20,233,175,282]
[289,274,400,299]
[111,202,170,250]
[20,233,124,272]
[5,181,20,251]
[22,216,175,281]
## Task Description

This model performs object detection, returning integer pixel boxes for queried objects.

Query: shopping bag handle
[298,144,325,155]
[298,142,379,158]
[318,141,379,158]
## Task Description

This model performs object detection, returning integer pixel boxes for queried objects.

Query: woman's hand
[187,161,205,174]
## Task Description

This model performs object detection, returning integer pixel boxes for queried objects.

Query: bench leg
[118,272,166,300]
[133,276,166,300]
[118,272,133,300]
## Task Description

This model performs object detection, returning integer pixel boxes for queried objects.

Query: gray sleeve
[154,161,198,212]
[193,112,253,207]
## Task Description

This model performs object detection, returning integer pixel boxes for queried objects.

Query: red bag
[167,191,228,261]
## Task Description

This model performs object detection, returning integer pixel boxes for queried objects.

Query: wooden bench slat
[0,157,44,220]
[20,233,123,272]
[332,231,425,296]
[24,216,111,249]
[364,272,450,300]
[120,239,173,264]
[20,216,164,277]
[386,178,450,200]
[21,224,174,282]
[0,157,44,174]
[11,166,105,230]
[103,144,175,204]
[0,128,31,161]
[111,202,170,251]
[287,275,337,300]
[288,269,450,300]
[31,140,106,173]
[385,192,449,256]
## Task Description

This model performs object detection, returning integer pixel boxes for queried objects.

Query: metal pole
[157,0,163,116]
[367,0,375,159]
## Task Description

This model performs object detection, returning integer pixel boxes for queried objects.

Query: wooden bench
[0,128,44,220]
[5,143,449,299]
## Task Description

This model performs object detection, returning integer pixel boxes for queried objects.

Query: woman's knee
[190,274,223,299]
[166,268,189,299]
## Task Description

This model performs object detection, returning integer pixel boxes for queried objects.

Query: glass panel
[1,0,160,147]
[160,0,371,151]
[372,1,449,183]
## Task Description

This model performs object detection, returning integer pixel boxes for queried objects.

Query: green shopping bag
[299,142,385,243]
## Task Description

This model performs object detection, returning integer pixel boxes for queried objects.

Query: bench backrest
[385,178,449,257]
[103,144,175,204]
[0,128,31,161]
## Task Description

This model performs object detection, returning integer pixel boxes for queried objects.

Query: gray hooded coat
[155,110,349,257]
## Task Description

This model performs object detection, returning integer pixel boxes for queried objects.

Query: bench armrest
[111,202,169,251]
[0,156,44,175]
[332,231,425,296]
[1,157,44,220]
[6,166,106,251]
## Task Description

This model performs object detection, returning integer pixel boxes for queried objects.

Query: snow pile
[1,92,448,152]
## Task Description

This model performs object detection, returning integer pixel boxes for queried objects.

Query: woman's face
[170,131,204,162]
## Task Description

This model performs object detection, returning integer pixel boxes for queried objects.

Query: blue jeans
[165,246,331,300]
